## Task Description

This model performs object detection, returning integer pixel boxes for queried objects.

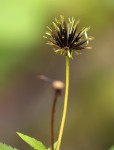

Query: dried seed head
[44,15,93,58]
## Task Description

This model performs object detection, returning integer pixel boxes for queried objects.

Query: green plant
[44,15,92,150]
[0,143,17,150]
[0,15,92,150]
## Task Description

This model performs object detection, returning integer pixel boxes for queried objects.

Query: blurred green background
[0,0,114,150]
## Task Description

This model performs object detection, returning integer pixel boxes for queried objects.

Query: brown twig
[38,75,64,150]
[51,90,60,150]
[51,80,64,150]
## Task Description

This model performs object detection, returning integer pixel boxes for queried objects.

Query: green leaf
[109,145,114,150]
[17,132,47,150]
[0,143,17,150]
[48,141,58,150]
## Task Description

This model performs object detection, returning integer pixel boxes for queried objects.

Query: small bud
[52,80,64,91]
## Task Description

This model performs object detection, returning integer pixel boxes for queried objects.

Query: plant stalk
[51,90,60,150]
[56,56,70,150]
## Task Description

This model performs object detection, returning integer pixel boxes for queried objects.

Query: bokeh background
[0,0,114,150]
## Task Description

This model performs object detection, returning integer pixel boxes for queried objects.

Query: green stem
[56,56,70,150]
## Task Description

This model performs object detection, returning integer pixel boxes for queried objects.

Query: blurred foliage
[0,0,114,87]
[109,145,114,150]
[0,0,47,86]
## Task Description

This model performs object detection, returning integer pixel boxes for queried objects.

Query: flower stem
[56,56,70,150]
[51,90,60,150]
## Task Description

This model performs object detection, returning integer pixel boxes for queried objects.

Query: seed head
[44,15,93,58]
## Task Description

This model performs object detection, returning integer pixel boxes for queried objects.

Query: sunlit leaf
[17,132,47,150]
[0,143,17,150]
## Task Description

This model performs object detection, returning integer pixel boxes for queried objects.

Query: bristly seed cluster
[43,15,93,58]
